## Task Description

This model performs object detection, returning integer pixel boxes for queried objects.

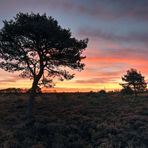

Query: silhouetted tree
[0,12,88,120]
[121,69,147,96]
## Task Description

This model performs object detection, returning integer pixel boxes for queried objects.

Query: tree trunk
[133,84,137,97]
[27,60,44,121]
[27,78,39,121]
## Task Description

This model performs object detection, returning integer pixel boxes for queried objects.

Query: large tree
[121,69,147,96]
[0,12,88,119]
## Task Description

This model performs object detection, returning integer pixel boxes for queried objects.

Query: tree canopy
[121,69,147,96]
[0,13,88,86]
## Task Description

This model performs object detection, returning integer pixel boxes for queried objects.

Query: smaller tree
[120,69,147,96]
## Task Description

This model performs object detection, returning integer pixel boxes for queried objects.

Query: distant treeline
[0,87,42,94]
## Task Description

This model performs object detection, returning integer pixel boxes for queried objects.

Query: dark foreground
[0,93,148,148]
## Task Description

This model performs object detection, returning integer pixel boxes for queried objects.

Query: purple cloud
[78,28,148,45]
[48,0,148,20]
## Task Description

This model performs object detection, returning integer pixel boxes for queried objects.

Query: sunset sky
[0,0,148,92]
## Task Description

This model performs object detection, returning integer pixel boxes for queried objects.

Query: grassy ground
[0,93,148,148]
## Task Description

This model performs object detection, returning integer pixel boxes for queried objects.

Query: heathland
[0,93,148,147]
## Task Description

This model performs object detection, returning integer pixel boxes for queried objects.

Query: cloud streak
[78,28,148,45]
[75,71,121,84]
[47,0,148,21]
